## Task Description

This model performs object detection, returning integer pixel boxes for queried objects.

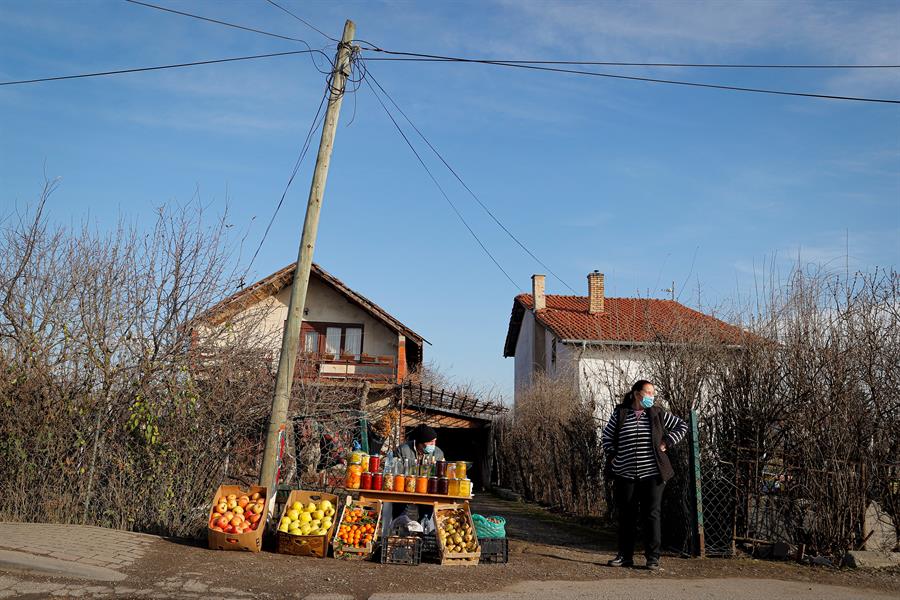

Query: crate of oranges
[332,495,382,560]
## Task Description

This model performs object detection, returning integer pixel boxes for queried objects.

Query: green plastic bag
[472,514,506,539]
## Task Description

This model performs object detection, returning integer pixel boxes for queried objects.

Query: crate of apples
[207,485,269,552]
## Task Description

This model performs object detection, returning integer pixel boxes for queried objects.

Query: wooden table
[347,489,473,538]
[355,489,472,505]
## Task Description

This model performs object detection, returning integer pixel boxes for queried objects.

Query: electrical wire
[363,49,900,104]
[365,57,900,69]
[364,65,576,294]
[364,77,523,292]
[263,0,338,42]
[245,87,330,275]
[0,50,324,86]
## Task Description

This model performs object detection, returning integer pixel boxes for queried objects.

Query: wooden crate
[434,502,481,566]
[274,490,340,558]
[207,485,269,553]
[332,495,382,560]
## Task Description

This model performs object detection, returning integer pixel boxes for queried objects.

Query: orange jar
[345,464,362,489]
[415,476,428,494]
[448,478,460,497]
[393,474,405,492]
[405,474,417,493]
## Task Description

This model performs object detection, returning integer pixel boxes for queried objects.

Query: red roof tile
[504,294,746,357]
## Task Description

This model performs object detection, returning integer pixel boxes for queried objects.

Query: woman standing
[601,380,688,570]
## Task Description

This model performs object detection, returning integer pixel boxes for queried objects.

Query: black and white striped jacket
[601,406,688,480]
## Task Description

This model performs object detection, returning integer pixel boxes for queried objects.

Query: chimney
[531,274,546,312]
[588,270,604,314]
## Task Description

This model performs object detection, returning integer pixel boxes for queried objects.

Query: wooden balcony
[294,352,398,384]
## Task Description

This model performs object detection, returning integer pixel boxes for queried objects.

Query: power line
[263,0,338,42]
[246,87,330,275]
[365,57,900,69]
[364,66,577,294]
[364,49,900,104]
[364,77,523,292]
[0,50,323,86]
[124,0,316,46]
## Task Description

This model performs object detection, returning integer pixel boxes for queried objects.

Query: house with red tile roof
[202,262,426,388]
[503,271,746,417]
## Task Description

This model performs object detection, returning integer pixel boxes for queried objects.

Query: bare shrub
[493,369,606,516]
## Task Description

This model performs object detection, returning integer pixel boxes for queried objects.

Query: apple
[216,502,228,514]
[224,524,235,533]
[212,526,224,532]
[230,516,243,527]
[216,516,229,529]
[233,506,244,515]
[238,497,249,509]
[227,499,238,510]
[227,494,237,502]
[224,511,234,521]
[251,492,261,501]
[248,512,261,524]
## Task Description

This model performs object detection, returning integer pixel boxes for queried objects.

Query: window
[303,330,319,353]
[325,327,342,355]
[344,327,362,359]
[301,322,364,358]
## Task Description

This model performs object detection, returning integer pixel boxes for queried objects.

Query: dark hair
[620,379,653,406]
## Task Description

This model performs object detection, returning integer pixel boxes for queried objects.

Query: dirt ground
[130,493,900,599]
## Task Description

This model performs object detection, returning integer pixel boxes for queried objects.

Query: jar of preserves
[427,476,438,494]
[405,474,417,493]
[455,461,467,480]
[448,478,460,497]
[394,474,405,492]
[435,460,447,478]
[447,463,457,480]
[345,464,362,489]
[360,454,370,472]
[368,455,381,473]
[372,472,383,491]
[415,475,428,494]
[360,472,373,490]
[459,478,472,498]
[349,451,363,465]
[382,473,394,492]
[437,477,449,495]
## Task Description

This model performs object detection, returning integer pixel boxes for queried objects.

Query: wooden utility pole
[259,19,356,500]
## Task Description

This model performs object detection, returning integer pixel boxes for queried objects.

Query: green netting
[472,514,506,539]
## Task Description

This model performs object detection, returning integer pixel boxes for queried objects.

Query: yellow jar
[459,478,472,498]
[455,461,467,480]
[360,454,370,472]
[349,451,362,465]
[345,464,362,489]
[448,478,461,497]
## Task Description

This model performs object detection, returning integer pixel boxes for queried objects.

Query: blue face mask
[640,396,655,409]
[423,444,436,455]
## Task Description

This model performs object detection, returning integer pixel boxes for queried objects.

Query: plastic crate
[479,537,509,564]
[380,535,423,565]
[421,535,439,563]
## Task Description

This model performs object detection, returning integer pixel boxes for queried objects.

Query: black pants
[614,475,666,561]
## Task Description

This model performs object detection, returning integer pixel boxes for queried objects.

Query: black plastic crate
[421,535,439,563]
[479,537,509,564]
[380,535,423,566]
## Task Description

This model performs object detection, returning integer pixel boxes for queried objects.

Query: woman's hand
[659,442,668,453]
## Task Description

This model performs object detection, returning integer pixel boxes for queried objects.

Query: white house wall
[222,276,400,359]
[513,310,535,407]
[573,346,651,423]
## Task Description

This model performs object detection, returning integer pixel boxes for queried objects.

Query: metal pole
[259,19,356,500]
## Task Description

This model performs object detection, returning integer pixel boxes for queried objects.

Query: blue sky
[2,0,898,399]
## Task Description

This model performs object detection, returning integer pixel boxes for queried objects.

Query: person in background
[392,424,445,521]
[601,379,688,571]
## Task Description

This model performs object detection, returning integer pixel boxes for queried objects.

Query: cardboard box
[207,484,269,552]
[274,490,340,558]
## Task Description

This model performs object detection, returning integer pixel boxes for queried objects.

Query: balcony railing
[295,352,398,383]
